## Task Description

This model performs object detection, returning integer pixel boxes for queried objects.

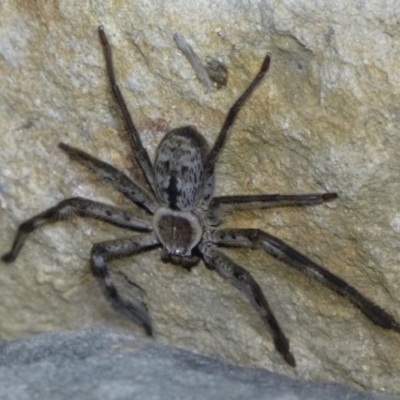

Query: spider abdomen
[154,126,209,210]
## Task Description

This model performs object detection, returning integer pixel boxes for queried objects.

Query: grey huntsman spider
[3,26,400,367]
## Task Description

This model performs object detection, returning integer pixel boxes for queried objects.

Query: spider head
[154,207,202,266]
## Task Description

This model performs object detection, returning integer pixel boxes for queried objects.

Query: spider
[2,26,400,367]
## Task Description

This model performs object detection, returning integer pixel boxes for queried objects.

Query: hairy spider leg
[199,54,271,206]
[98,26,157,195]
[200,242,295,367]
[211,192,337,208]
[59,143,158,213]
[211,228,400,334]
[1,197,152,263]
[208,193,337,222]
[91,233,160,335]
[204,54,271,177]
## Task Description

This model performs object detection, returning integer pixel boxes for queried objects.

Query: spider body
[155,126,210,211]
[154,126,210,266]
[3,26,400,368]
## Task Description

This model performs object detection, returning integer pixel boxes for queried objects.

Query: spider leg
[2,197,152,263]
[209,192,337,222]
[59,143,157,213]
[91,233,160,335]
[98,26,156,194]
[199,242,295,367]
[204,53,271,178]
[212,192,337,208]
[210,228,400,333]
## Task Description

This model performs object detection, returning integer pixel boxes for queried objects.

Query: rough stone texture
[1,0,400,396]
[0,327,398,400]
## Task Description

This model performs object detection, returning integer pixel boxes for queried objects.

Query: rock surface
[0,327,397,400]
[1,0,400,396]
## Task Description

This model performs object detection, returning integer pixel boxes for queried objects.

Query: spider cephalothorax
[3,26,400,367]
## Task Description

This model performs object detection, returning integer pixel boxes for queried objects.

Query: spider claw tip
[322,192,338,201]
[58,142,70,151]
[284,351,296,368]
[261,53,271,73]
[98,26,108,46]
[1,252,14,263]
[144,323,153,337]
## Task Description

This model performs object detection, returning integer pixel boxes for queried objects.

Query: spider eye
[172,247,188,257]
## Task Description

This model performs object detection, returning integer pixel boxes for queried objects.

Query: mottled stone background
[1,0,400,396]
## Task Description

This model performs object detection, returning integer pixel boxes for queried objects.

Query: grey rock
[0,328,397,400]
